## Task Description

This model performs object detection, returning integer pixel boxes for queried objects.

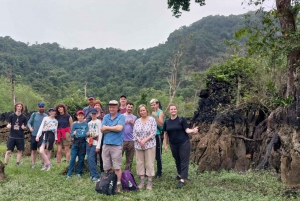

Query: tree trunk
[276,0,300,99]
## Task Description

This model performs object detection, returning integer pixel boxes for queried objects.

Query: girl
[36,108,58,171]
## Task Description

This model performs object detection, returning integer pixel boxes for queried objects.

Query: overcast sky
[0,0,275,50]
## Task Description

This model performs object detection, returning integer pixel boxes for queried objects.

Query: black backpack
[95,171,117,196]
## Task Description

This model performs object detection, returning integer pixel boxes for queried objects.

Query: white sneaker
[46,164,52,171]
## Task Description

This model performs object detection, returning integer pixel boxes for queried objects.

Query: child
[36,108,58,171]
[66,110,88,179]
[4,102,28,166]
[87,108,102,181]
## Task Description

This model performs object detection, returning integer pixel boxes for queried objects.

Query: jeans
[86,143,99,179]
[67,141,86,176]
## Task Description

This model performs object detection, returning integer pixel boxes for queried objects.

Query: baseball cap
[108,100,119,106]
[76,110,85,115]
[48,108,56,112]
[38,102,45,107]
[90,108,97,114]
[120,95,127,99]
[87,94,95,99]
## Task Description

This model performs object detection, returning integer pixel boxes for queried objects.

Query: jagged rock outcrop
[190,76,300,187]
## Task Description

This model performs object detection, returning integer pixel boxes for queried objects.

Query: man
[4,102,28,166]
[83,94,95,122]
[150,98,164,178]
[101,100,125,193]
[122,102,137,171]
[119,95,127,114]
[27,102,48,169]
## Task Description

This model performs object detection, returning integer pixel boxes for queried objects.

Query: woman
[163,103,198,189]
[36,108,58,171]
[86,100,105,122]
[55,103,73,165]
[133,104,157,190]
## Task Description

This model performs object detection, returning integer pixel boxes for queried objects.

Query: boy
[87,108,102,181]
[66,110,88,179]
[4,102,28,166]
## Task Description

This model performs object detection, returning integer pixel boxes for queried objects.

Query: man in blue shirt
[27,102,48,169]
[83,94,95,122]
[101,100,125,193]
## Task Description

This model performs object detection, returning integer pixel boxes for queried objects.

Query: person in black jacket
[163,103,198,188]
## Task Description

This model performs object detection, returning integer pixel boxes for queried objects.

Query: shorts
[56,132,71,146]
[7,137,25,151]
[38,131,55,150]
[102,144,123,170]
[30,135,39,151]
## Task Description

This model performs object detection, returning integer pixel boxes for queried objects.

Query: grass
[0,143,299,201]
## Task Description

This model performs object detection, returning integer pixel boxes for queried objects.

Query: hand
[164,144,168,153]
[7,124,11,129]
[151,111,157,118]
[139,139,146,148]
[21,124,26,130]
[95,148,100,153]
[193,127,199,133]
[86,131,90,137]
[29,127,34,132]
[73,130,77,135]
[129,119,134,124]
[35,137,39,142]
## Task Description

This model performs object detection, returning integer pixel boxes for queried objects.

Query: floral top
[133,117,157,150]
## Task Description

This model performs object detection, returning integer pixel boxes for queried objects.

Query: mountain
[0,13,247,107]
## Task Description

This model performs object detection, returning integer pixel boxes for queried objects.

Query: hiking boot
[138,182,145,190]
[146,181,152,190]
[40,163,44,168]
[31,164,36,169]
[15,162,20,167]
[77,174,81,178]
[176,181,185,189]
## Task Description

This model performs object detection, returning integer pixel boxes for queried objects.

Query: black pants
[95,136,104,172]
[170,140,190,180]
[155,135,162,175]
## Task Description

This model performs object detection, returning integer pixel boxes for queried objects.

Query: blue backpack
[121,170,139,191]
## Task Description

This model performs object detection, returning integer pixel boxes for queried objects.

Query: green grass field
[0,143,299,201]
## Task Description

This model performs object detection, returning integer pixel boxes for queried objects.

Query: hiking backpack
[121,170,139,191]
[95,171,117,195]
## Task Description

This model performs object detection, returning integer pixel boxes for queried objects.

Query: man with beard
[27,102,48,169]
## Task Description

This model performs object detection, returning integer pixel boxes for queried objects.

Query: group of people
[3,94,198,192]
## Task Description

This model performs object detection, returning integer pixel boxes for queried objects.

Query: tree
[168,0,300,99]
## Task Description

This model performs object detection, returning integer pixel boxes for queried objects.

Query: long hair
[14,102,25,113]
[55,103,68,117]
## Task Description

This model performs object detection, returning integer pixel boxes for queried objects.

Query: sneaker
[46,164,52,171]
[40,163,44,168]
[66,176,71,180]
[31,164,36,169]
[91,177,99,182]
[176,181,185,189]
[15,162,20,167]
[116,183,121,193]
[77,174,81,178]
[41,165,47,171]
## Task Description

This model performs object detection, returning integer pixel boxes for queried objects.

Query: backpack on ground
[95,171,117,195]
[121,170,139,191]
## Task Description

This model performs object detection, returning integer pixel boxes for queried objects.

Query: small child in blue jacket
[66,110,89,179]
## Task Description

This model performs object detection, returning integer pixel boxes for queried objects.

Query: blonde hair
[149,98,159,104]
[14,102,25,113]
[137,104,149,117]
